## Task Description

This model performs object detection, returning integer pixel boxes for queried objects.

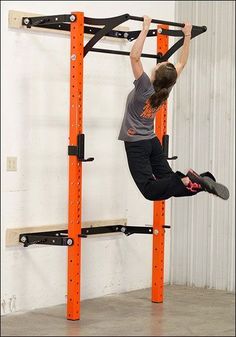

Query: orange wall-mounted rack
[18,12,207,320]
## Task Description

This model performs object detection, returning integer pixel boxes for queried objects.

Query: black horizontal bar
[129,15,207,32]
[84,13,129,26]
[129,15,185,27]
[126,28,188,42]
[81,225,153,236]
[90,47,160,59]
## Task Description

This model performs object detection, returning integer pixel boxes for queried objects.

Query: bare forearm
[178,35,191,67]
[130,29,149,60]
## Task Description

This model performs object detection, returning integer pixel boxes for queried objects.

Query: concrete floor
[1,285,235,336]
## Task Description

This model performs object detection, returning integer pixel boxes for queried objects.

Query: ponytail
[149,62,177,109]
[149,88,169,109]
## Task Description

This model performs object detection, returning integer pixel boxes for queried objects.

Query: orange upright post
[152,25,169,303]
[67,12,84,320]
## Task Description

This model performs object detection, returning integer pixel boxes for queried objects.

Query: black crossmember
[19,225,165,247]
[22,13,207,62]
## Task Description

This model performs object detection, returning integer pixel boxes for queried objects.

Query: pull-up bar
[128,14,207,31]
[91,47,161,59]
[22,13,207,61]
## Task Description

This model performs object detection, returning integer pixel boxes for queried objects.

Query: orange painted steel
[67,12,84,321]
[152,24,169,303]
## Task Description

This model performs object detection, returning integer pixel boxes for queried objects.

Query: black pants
[125,137,199,201]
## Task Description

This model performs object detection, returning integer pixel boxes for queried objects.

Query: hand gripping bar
[128,15,207,32]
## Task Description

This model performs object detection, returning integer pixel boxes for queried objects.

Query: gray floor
[1,285,235,336]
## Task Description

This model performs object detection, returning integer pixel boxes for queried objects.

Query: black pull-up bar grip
[128,15,207,32]
[90,47,161,59]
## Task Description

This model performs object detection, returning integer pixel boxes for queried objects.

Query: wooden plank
[5,218,127,247]
[8,10,129,39]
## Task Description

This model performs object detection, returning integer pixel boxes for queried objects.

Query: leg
[149,136,173,179]
[149,137,202,197]
[124,139,198,201]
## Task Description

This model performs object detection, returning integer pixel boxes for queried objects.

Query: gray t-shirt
[118,72,156,142]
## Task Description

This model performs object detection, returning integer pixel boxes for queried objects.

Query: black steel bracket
[19,230,72,247]
[81,225,153,237]
[22,14,74,28]
[162,134,178,160]
[68,134,94,162]
[19,224,171,247]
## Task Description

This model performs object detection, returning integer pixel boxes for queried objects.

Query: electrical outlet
[7,157,17,171]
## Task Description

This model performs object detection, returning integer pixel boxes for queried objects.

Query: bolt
[21,236,27,243]
[157,28,162,34]
[70,15,76,22]
[71,54,76,61]
[120,227,126,233]
[67,239,73,246]
[154,229,159,235]
[24,18,30,25]
[123,32,129,38]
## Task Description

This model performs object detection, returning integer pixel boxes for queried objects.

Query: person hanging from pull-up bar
[118,16,229,200]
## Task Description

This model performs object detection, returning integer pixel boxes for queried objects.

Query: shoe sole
[187,171,230,200]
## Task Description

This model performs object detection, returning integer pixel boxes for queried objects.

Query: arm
[175,22,192,77]
[130,16,152,80]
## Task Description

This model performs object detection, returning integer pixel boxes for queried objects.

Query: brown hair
[149,62,177,109]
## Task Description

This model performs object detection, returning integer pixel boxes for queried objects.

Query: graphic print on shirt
[140,99,157,119]
[127,128,136,136]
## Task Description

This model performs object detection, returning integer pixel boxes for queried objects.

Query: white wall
[171,1,235,291]
[1,1,175,314]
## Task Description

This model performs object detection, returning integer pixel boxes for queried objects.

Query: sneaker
[187,169,229,200]
[200,171,216,181]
